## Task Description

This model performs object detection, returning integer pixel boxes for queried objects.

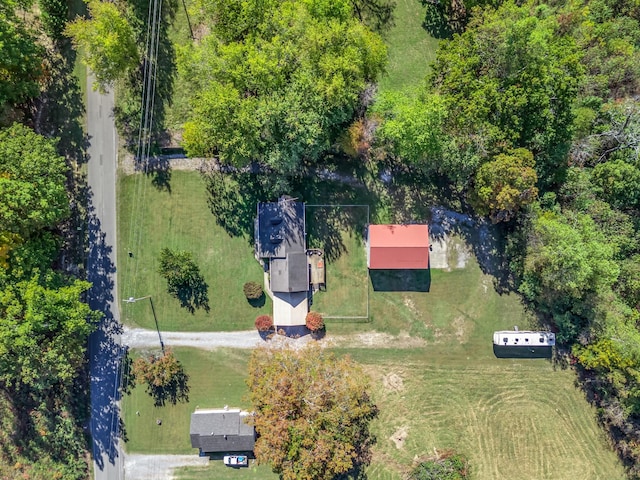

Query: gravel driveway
[125,454,209,480]
[122,326,265,350]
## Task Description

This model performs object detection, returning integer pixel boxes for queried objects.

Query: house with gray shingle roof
[189,408,255,454]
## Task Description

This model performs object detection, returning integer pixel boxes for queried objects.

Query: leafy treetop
[247,344,378,480]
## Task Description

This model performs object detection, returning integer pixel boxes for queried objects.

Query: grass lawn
[306,205,370,318]
[122,347,252,454]
[174,463,277,480]
[357,352,625,480]
[378,0,440,93]
[117,171,271,331]
[122,259,625,479]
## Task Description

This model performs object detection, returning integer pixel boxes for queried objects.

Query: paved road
[86,73,125,480]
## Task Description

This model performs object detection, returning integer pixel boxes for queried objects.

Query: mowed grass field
[122,258,625,479]
[377,0,439,93]
[117,171,270,331]
[358,354,625,480]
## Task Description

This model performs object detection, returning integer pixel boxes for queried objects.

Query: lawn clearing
[355,352,625,480]
[378,0,440,93]
[174,462,277,480]
[117,171,270,331]
[306,205,369,318]
[122,347,251,454]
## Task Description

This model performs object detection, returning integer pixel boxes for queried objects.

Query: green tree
[520,209,620,341]
[158,247,209,313]
[471,148,538,223]
[180,0,386,175]
[0,277,99,391]
[0,8,43,110]
[0,124,69,241]
[430,1,583,185]
[132,348,190,406]
[371,91,449,169]
[247,344,378,480]
[65,0,139,91]
[39,0,68,38]
[592,159,640,209]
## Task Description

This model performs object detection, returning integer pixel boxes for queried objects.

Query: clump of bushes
[305,311,324,332]
[410,451,469,480]
[255,315,273,332]
[243,281,264,300]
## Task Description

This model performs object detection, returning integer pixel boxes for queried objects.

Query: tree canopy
[430,1,583,184]
[158,247,209,313]
[471,148,538,223]
[180,0,386,176]
[0,8,43,110]
[0,123,70,239]
[65,0,139,91]
[0,277,99,391]
[247,344,378,480]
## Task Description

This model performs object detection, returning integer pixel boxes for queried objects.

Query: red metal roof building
[367,224,430,269]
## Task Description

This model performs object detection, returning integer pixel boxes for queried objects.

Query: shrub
[410,451,469,480]
[305,311,324,331]
[255,315,273,332]
[243,281,264,300]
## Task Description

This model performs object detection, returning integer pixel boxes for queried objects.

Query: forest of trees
[4,0,640,477]
[0,1,99,477]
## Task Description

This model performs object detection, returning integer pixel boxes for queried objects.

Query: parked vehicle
[223,455,249,467]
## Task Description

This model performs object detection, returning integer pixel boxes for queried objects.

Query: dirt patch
[452,316,469,343]
[328,331,427,349]
[383,372,405,392]
[390,426,409,449]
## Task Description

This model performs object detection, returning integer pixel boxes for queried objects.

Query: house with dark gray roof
[255,197,309,293]
[189,408,255,454]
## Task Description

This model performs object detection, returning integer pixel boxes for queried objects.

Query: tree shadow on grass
[175,278,210,314]
[32,39,88,165]
[202,165,267,241]
[147,367,190,407]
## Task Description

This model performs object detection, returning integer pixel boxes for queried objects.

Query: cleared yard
[117,171,271,331]
[358,353,625,480]
[122,347,251,454]
[122,258,625,479]
[306,205,369,318]
[377,0,440,93]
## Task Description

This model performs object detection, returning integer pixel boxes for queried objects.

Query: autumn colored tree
[132,349,189,406]
[471,148,538,223]
[247,345,378,480]
[305,311,324,331]
[243,281,263,300]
